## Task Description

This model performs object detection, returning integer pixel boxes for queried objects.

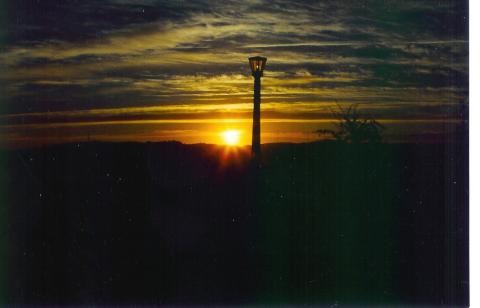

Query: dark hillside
[1,141,468,306]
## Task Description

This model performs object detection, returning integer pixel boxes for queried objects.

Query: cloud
[0,0,469,145]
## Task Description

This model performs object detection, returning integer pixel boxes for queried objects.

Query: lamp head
[248,56,267,77]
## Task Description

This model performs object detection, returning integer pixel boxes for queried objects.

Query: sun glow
[221,129,242,146]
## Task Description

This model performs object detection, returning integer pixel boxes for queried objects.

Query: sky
[0,0,468,146]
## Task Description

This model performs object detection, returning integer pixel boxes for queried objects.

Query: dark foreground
[0,141,468,306]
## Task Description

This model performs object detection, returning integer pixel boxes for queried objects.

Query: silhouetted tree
[317,104,385,143]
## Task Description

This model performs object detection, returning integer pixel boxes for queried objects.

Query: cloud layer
[0,0,468,145]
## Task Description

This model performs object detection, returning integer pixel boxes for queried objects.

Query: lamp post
[248,56,267,160]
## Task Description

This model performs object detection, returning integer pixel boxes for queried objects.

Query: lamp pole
[248,56,267,161]
[252,70,261,158]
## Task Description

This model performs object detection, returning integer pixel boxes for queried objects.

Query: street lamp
[248,56,267,160]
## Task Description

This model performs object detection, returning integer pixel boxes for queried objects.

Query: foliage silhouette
[317,104,385,143]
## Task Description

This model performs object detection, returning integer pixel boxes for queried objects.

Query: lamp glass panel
[249,57,266,73]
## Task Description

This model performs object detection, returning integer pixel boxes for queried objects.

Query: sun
[221,130,242,146]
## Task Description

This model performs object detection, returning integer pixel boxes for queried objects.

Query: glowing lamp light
[248,56,267,77]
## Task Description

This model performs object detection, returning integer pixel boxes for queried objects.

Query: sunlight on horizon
[221,129,242,146]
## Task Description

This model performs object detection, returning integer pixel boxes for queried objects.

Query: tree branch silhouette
[317,103,385,143]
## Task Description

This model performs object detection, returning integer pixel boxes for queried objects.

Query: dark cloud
[1,0,214,45]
